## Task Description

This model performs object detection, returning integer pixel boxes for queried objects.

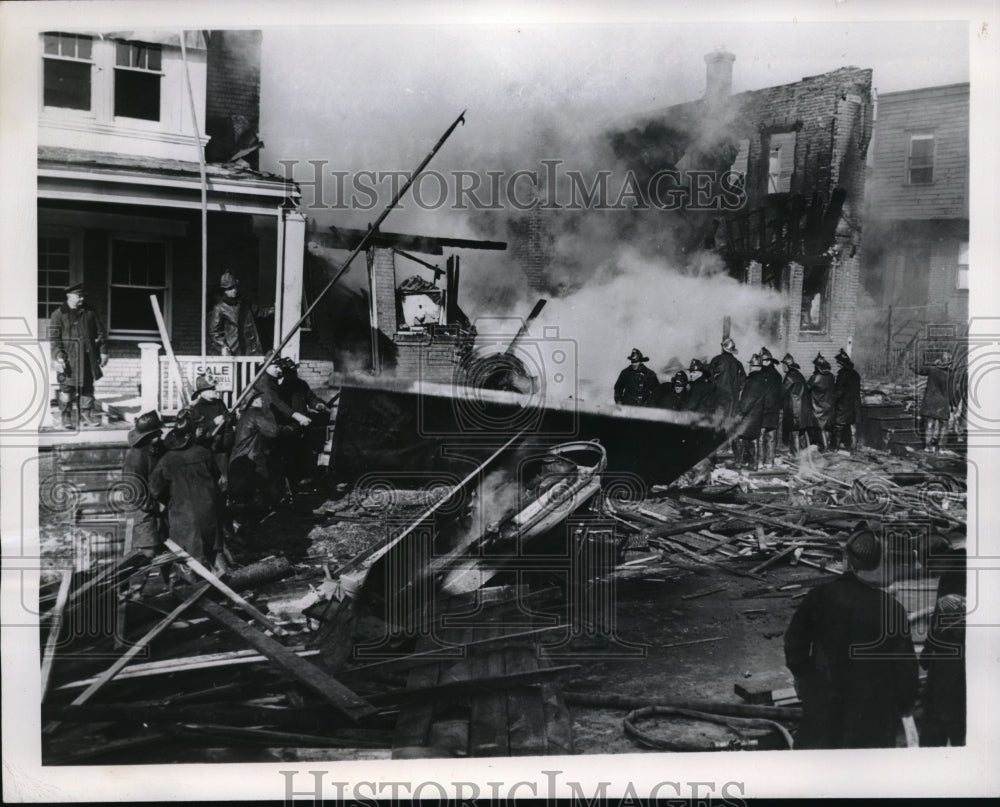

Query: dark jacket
[784,573,919,749]
[808,370,836,429]
[918,363,953,421]
[150,440,221,562]
[614,364,659,406]
[121,441,162,551]
[760,364,782,430]
[192,396,235,455]
[735,370,767,438]
[709,351,746,417]
[279,372,323,415]
[782,367,815,430]
[208,295,269,356]
[48,303,107,388]
[684,376,717,415]
[230,406,280,476]
[834,365,862,426]
[652,383,687,411]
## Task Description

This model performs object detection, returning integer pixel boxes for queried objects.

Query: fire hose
[623,705,795,752]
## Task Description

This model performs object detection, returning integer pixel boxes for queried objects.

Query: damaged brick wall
[205,30,262,168]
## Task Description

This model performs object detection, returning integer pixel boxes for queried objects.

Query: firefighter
[208,271,275,356]
[653,371,689,410]
[190,374,235,488]
[150,408,226,573]
[709,337,746,418]
[758,347,782,468]
[684,358,718,414]
[121,410,165,559]
[918,351,954,453]
[227,389,281,528]
[48,282,109,429]
[807,353,836,451]
[277,357,329,489]
[734,353,767,469]
[780,353,815,452]
[833,348,862,451]
[614,348,659,406]
[784,527,919,749]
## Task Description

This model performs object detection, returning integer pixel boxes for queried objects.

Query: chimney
[704,49,735,104]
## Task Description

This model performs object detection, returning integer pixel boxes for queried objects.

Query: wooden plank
[40,569,73,701]
[165,538,286,636]
[374,665,579,706]
[650,538,768,582]
[504,646,549,756]
[540,683,574,755]
[748,542,805,575]
[391,647,441,758]
[197,598,376,723]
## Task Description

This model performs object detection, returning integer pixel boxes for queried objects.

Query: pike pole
[214,109,468,433]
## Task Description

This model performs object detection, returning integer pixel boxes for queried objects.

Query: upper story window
[766,132,796,194]
[114,40,162,121]
[42,33,93,110]
[908,134,935,185]
[957,241,969,290]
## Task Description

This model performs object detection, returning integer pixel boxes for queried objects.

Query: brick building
[605,52,873,363]
[37,29,308,419]
[854,83,969,377]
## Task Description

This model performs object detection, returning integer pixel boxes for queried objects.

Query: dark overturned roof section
[322,225,507,256]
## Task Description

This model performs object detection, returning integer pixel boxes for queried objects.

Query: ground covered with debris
[38,437,963,762]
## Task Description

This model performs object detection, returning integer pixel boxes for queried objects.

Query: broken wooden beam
[40,569,73,701]
[748,542,806,575]
[197,598,376,723]
[371,665,580,706]
[677,496,834,538]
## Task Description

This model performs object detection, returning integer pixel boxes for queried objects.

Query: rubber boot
[79,394,101,427]
[764,430,776,467]
[818,429,829,452]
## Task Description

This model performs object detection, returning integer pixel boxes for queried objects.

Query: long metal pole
[222,109,468,421]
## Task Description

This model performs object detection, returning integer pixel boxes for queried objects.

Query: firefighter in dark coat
[191,374,235,487]
[734,353,766,469]
[653,371,689,410]
[758,347,782,468]
[277,357,329,488]
[807,353,836,451]
[919,536,966,746]
[121,410,165,558]
[683,359,717,415]
[780,353,815,452]
[833,348,862,451]
[614,348,659,406]
[709,338,745,418]
[208,271,274,356]
[150,408,225,571]
[918,351,954,452]
[784,528,919,749]
[48,283,109,428]
[228,389,282,524]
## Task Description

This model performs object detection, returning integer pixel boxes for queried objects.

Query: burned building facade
[855,83,969,377]
[608,52,873,362]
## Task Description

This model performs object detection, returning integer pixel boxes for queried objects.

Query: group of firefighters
[614,337,963,465]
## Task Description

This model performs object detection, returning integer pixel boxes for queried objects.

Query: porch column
[274,208,306,361]
[138,342,162,414]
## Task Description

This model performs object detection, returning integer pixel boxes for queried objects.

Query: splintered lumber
[644,515,722,538]
[197,598,376,722]
[650,537,767,582]
[540,683,574,755]
[662,636,723,649]
[43,702,366,730]
[748,542,806,575]
[505,646,549,756]
[40,569,73,700]
[175,723,394,749]
[165,539,285,636]
[681,586,727,601]
[316,596,358,673]
[678,496,835,539]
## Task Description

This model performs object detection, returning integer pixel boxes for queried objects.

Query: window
[800,263,831,334]
[109,238,169,335]
[957,241,969,290]
[42,32,93,110]
[729,138,749,192]
[766,132,796,194]
[114,40,162,121]
[38,233,77,320]
[908,134,934,184]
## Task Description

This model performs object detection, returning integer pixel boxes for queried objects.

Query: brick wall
[370,247,398,343]
[205,30,262,167]
[93,357,142,399]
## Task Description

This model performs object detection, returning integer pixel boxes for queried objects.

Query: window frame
[907,133,935,185]
[956,241,969,290]
[106,233,173,340]
[41,32,95,114]
[798,260,834,337]
[38,225,83,334]
[112,39,164,122]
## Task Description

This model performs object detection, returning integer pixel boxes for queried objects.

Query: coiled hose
[623,704,794,751]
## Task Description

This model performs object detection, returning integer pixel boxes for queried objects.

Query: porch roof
[38,146,299,216]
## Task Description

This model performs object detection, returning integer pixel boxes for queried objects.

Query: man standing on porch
[49,282,109,428]
[208,271,275,356]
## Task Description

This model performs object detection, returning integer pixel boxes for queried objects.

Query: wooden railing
[157,355,264,414]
